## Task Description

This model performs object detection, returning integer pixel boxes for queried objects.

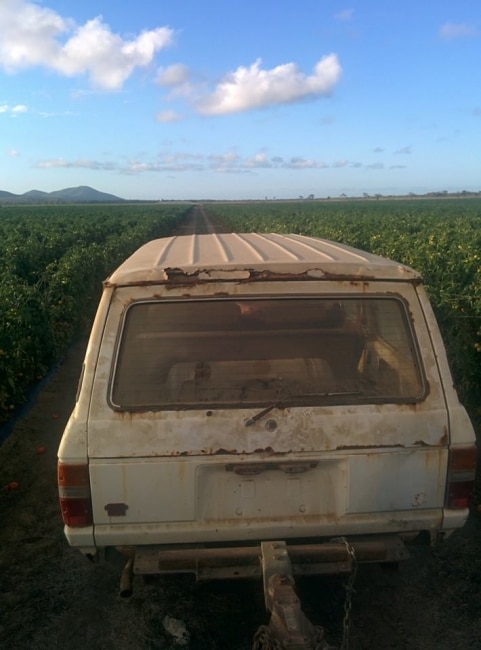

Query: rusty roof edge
[104,264,423,288]
[106,233,423,286]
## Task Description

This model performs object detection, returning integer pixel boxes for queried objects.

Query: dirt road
[1,208,481,649]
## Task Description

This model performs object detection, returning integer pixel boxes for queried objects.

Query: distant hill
[0,190,18,199]
[0,185,125,204]
[21,190,49,200]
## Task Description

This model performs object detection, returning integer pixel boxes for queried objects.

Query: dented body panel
[58,233,476,574]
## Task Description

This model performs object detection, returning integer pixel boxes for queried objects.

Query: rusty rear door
[86,280,451,548]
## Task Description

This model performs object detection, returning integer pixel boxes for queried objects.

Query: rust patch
[439,427,448,446]
[253,446,275,455]
[117,410,135,421]
[106,268,423,288]
[336,443,405,450]
[164,267,201,284]
[210,446,282,456]
[414,427,448,447]
[110,266,423,287]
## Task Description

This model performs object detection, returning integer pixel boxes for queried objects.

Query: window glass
[110,297,425,410]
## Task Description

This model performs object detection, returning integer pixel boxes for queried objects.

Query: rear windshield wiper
[244,391,360,427]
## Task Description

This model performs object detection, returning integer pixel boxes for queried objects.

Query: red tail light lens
[58,462,93,527]
[445,447,476,509]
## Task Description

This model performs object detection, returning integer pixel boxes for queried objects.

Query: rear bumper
[117,534,409,580]
[66,507,469,563]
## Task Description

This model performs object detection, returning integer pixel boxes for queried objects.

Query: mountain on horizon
[0,185,124,204]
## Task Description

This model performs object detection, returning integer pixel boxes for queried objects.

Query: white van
[58,233,476,581]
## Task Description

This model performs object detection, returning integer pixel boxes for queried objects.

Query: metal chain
[331,537,358,650]
[252,538,357,650]
[252,624,283,650]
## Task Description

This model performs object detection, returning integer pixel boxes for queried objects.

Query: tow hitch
[253,539,357,650]
[123,535,407,648]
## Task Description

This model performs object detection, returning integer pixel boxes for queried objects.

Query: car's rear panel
[58,234,476,564]
[86,282,453,549]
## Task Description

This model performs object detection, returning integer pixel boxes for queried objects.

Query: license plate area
[196,460,346,522]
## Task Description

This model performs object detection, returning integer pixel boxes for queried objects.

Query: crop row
[0,203,188,423]
[207,198,481,420]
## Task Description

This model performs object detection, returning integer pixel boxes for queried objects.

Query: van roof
[106,232,421,286]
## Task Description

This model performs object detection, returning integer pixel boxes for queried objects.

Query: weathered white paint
[58,234,476,562]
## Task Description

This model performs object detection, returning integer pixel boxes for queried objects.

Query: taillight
[58,462,93,527]
[445,447,476,509]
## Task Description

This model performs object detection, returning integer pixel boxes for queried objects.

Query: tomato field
[1,199,481,650]
[0,203,188,423]
[1,198,481,429]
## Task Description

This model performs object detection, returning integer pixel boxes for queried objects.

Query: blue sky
[0,0,480,200]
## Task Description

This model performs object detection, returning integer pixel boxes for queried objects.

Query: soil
[1,209,481,650]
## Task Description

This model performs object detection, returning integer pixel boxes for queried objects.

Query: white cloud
[34,150,401,176]
[439,22,479,40]
[245,153,272,169]
[35,158,69,168]
[286,157,327,169]
[8,149,20,157]
[35,157,116,170]
[208,152,240,165]
[155,110,183,123]
[0,102,28,115]
[156,63,190,86]
[196,54,342,115]
[0,1,174,90]
[155,63,196,101]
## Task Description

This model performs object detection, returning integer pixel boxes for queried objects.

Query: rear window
[110,297,425,410]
